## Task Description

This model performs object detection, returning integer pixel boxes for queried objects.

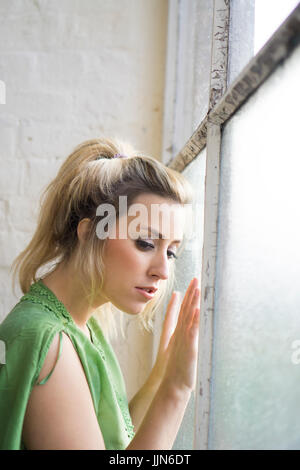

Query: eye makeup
[135,238,178,260]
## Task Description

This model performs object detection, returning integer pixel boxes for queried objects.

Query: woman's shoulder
[0,297,62,344]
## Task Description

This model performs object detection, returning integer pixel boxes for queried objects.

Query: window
[153,0,300,450]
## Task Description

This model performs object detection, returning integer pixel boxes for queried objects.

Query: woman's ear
[77,218,91,243]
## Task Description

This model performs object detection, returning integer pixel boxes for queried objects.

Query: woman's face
[99,193,186,315]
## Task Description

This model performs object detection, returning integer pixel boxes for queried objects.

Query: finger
[183,285,199,328]
[180,278,199,327]
[181,278,196,312]
[159,291,181,351]
[192,286,201,310]
[177,278,197,328]
[164,291,181,330]
[190,307,201,336]
[188,289,200,328]
[194,306,201,324]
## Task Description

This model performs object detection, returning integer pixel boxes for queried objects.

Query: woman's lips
[135,287,155,300]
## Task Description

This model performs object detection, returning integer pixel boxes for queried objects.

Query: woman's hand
[162,277,201,393]
[149,290,183,387]
[150,277,201,393]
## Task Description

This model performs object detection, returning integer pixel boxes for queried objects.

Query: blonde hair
[10,137,194,342]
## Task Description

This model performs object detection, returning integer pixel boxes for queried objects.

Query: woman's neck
[41,262,103,330]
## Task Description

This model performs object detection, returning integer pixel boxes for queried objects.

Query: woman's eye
[167,250,178,260]
[136,239,177,260]
[136,239,154,250]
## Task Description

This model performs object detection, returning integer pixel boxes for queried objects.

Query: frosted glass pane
[209,42,300,449]
[254,0,300,54]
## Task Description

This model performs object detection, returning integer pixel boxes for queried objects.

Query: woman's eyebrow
[140,226,182,244]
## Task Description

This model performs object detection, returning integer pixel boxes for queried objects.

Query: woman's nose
[149,253,169,280]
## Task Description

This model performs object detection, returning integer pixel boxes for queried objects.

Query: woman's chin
[109,300,145,315]
[122,302,147,315]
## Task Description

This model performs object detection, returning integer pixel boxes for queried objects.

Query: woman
[0,138,201,450]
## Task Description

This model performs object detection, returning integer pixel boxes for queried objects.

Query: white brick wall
[0,0,168,400]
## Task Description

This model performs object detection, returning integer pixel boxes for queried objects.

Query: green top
[0,279,135,450]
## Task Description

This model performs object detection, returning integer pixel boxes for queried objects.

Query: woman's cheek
[131,249,149,266]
